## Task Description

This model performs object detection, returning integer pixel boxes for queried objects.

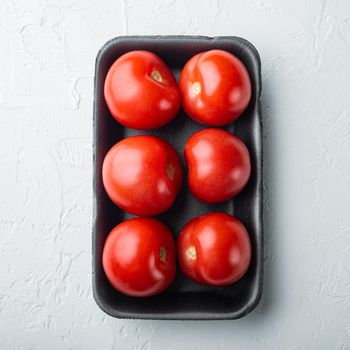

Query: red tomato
[185,128,250,203]
[103,218,176,297]
[104,50,181,130]
[178,213,251,286]
[179,49,251,126]
[103,135,183,216]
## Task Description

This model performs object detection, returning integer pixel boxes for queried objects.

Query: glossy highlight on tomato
[179,49,251,126]
[104,50,181,130]
[185,128,251,203]
[103,218,176,297]
[177,213,251,286]
[102,135,183,216]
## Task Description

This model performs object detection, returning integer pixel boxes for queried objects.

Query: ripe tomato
[104,50,181,130]
[178,213,251,286]
[179,49,251,126]
[185,128,250,203]
[103,218,176,297]
[102,135,183,216]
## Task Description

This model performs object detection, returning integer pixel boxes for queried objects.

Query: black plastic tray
[93,36,263,320]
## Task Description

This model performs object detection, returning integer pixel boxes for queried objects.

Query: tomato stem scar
[159,246,167,262]
[192,82,201,95]
[187,246,196,260]
[166,163,175,181]
[151,70,162,82]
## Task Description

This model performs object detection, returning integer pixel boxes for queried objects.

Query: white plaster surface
[1,0,350,348]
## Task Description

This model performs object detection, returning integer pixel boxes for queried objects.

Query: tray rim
[92,35,263,320]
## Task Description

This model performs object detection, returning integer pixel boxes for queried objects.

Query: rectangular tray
[93,35,263,320]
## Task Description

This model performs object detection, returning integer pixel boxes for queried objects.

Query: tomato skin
[185,128,251,203]
[102,135,183,216]
[177,213,251,286]
[103,218,176,297]
[179,49,251,126]
[104,50,181,130]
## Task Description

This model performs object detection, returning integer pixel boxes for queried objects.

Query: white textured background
[1,0,350,349]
